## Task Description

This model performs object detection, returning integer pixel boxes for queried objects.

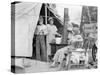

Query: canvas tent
[11,2,63,57]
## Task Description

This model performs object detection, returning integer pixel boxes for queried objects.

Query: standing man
[35,16,48,62]
[46,17,61,61]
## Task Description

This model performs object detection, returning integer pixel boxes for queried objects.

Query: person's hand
[58,34,61,36]
[56,33,61,37]
[39,30,44,34]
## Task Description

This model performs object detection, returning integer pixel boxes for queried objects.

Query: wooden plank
[61,8,69,44]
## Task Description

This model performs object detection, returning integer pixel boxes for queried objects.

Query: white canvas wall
[13,2,42,57]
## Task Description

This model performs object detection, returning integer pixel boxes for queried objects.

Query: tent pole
[45,3,48,62]
[45,3,47,25]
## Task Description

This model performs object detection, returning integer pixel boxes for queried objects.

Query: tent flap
[14,2,42,57]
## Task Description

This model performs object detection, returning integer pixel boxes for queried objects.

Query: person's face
[73,27,80,35]
[50,20,54,25]
[39,20,43,25]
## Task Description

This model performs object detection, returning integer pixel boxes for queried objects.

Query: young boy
[46,17,61,61]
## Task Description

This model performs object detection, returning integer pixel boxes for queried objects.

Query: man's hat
[48,17,53,21]
[71,23,79,28]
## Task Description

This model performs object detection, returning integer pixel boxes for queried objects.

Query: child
[46,17,61,61]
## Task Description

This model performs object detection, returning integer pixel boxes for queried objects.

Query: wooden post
[45,3,48,62]
[45,3,47,25]
[80,6,84,33]
[61,8,69,44]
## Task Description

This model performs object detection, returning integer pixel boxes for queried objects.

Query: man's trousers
[36,35,47,61]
